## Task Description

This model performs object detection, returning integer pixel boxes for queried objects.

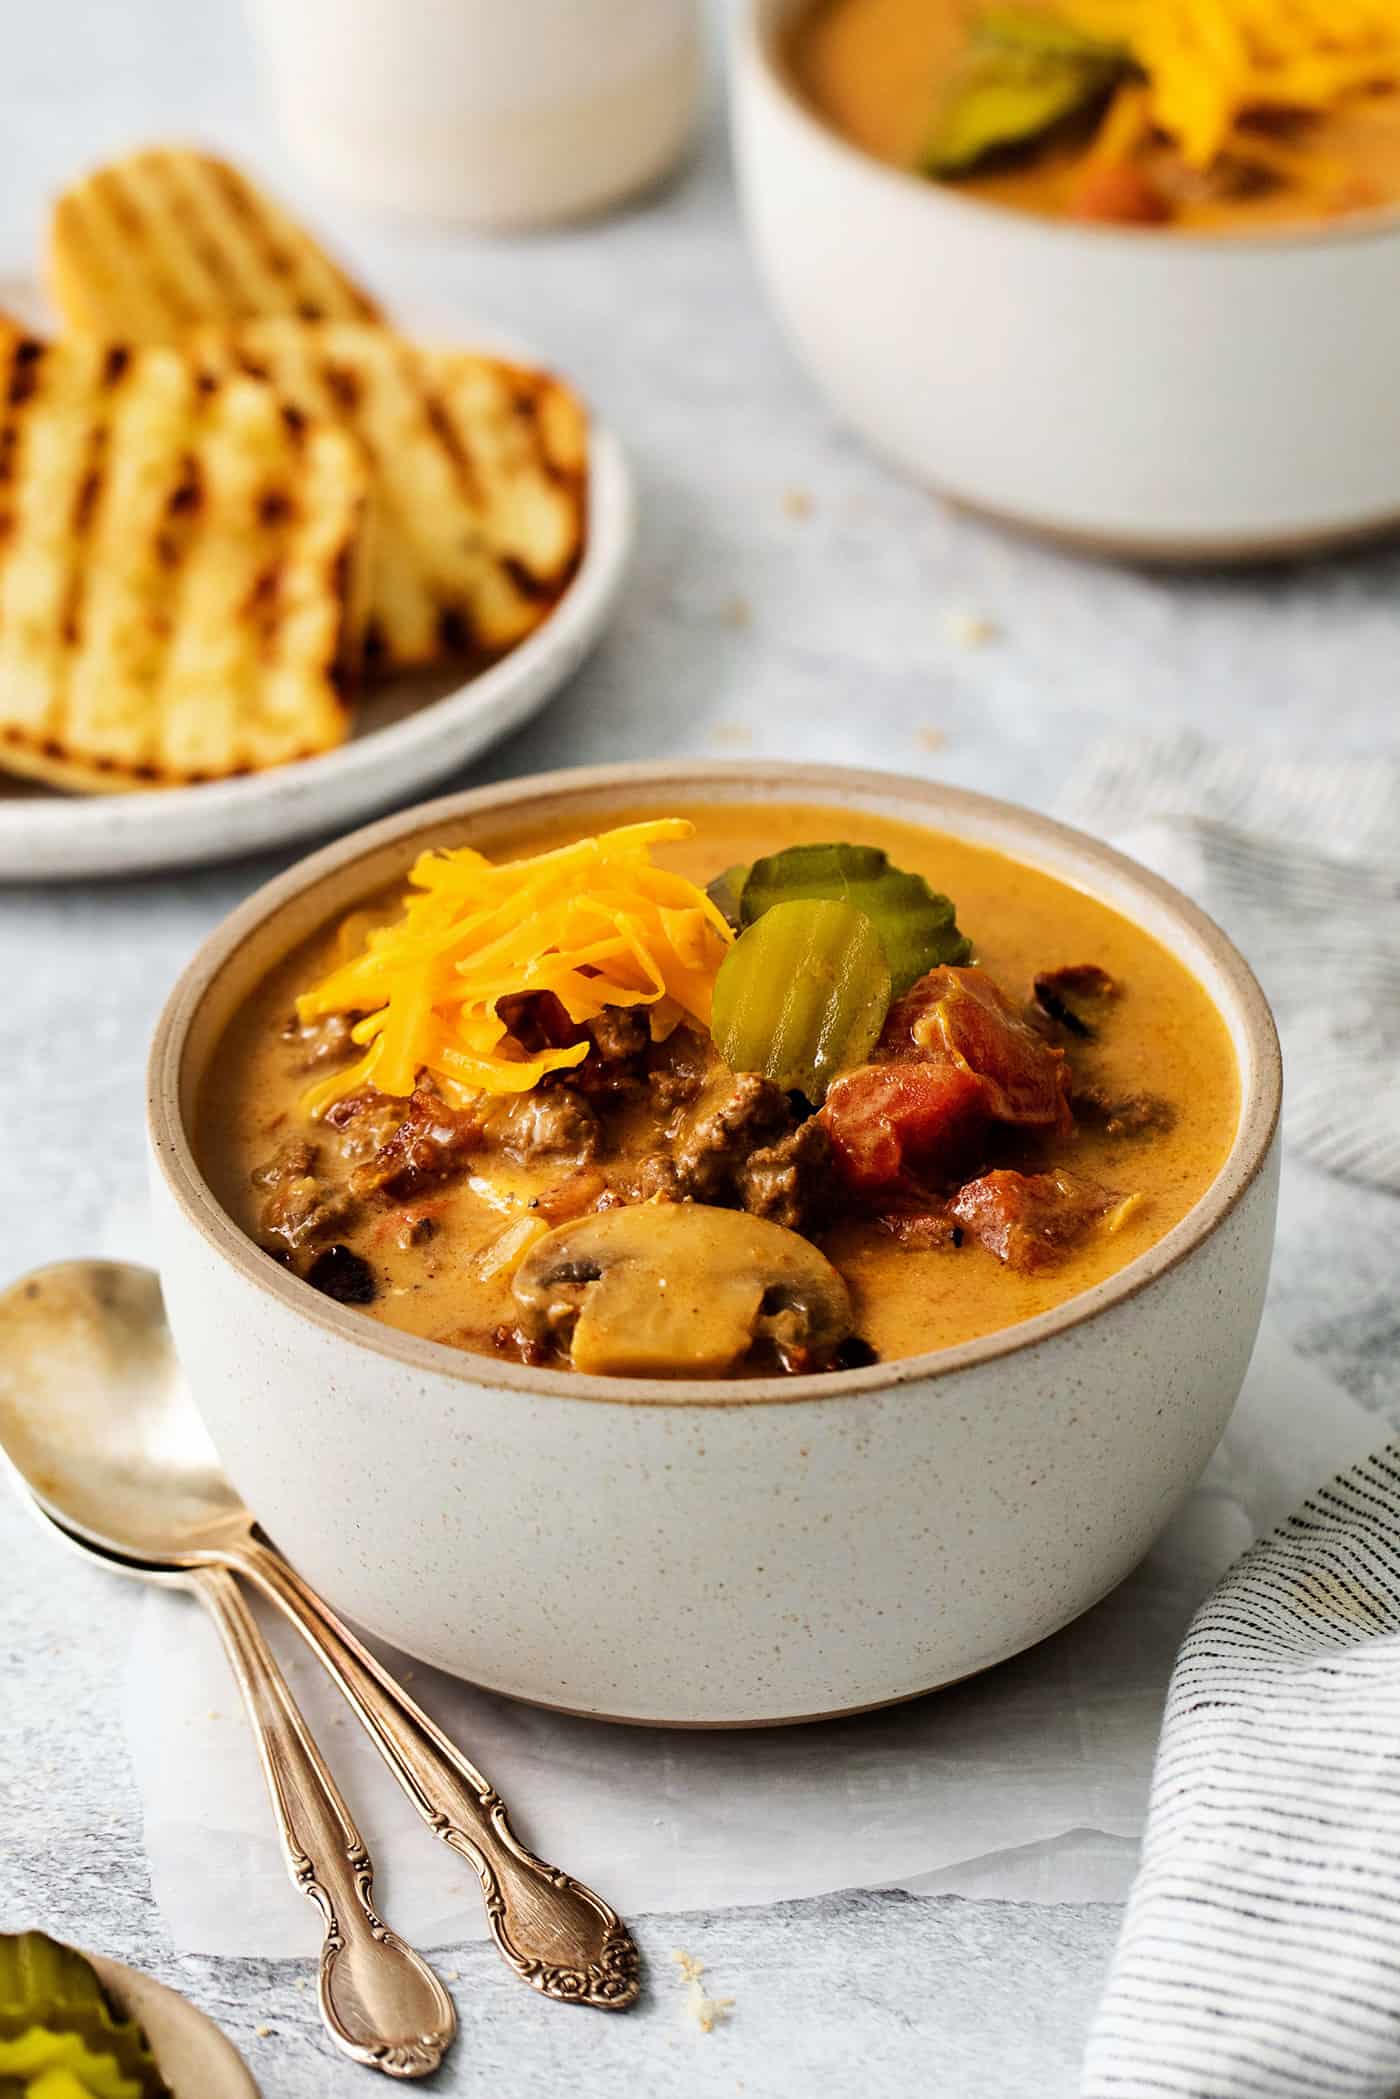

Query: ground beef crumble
[323,1090,409,1164]
[1071,1084,1176,1138]
[637,1074,785,1200]
[647,1033,709,1118]
[281,1010,361,1069]
[673,1074,794,1198]
[252,1139,357,1250]
[738,1119,833,1232]
[631,1073,831,1233]
[323,1085,482,1202]
[1028,964,1120,1042]
[877,1206,963,1251]
[586,1006,649,1062]
[493,1088,600,1166]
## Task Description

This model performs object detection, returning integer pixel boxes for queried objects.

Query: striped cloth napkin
[1081,1449,1400,2098]
[1059,735,1400,2097]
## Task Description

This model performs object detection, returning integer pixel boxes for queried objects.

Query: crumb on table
[943,610,999,649]
[672,1948,735,2034]
[782,486,813,520]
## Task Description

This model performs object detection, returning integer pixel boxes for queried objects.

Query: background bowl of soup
[733,0,1400,560]
[148,762,1280,1726]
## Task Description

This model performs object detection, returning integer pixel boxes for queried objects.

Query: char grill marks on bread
[47,146,380,342]
[0,329,370,791]
[190,321,588,667]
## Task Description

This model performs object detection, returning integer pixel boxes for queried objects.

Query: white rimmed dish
[148,761,1281,1727]
[732,0,1400,562]
[86,1952,258,2099]
[0,425,631,882]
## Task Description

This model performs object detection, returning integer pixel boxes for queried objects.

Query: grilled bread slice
[0,330,371,792]
[190,320,587,668]
[48,147,380,343]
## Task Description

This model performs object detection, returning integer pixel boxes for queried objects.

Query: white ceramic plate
[0,279,634,881]
[0,427,631,881]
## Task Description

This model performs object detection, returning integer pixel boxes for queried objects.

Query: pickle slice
[706,862,750,931]
[0,1936,169,2099]
[922,13,1130,179]
[739,843,971,995]
[979,10,1130,62]
[712,898,891,1103]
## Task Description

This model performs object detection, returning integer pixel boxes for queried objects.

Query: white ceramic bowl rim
[148,760,1281,1409]
[745,0,1400,257]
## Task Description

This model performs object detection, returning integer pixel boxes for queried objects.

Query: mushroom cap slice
[512,1204,854,1379]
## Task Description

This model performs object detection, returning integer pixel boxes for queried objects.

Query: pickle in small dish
[0,1932,170,2099]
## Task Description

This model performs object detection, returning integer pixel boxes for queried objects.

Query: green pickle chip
[977,9,1130,61]
[738,843,971,995]
[921,10,1131,179]
[712,898,891,1102]
[0,1936,169,2099]
[705,862,750,931]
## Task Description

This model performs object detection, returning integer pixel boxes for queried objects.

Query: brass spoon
[13,1489,456,2079]
[0,1260,640,2011]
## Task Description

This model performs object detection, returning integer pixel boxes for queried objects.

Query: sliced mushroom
[512,1204,853,1379]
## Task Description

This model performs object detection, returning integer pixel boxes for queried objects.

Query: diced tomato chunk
[820,1062,990,1197]
[880,967,1071,1132]
[1072,163,1171,226]
[950,1169,1128,1272]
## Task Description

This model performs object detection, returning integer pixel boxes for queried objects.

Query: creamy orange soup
[792,0,1400,232]
[200,804,1239,1373]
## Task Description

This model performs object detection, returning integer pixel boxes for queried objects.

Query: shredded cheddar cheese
[296,820,732,1113]
[1058,0,1400,165]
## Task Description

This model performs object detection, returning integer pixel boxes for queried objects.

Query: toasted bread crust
[190,321,588,668]
[0,329,371,792]
[48,146,379,343]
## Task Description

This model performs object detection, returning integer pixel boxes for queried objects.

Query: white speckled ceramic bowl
[734,0,1400,561]
[148,763,1280,1726]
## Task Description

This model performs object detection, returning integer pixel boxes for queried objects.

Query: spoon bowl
[0,1260,249,1562]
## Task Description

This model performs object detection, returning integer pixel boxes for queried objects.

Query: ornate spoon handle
[191,1564,456,2078]
[231,1538,640,2010]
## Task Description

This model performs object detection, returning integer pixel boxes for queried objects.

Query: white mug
[245,0,705,230]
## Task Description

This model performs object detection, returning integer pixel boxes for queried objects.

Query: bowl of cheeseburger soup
[148,763,1280,1725]
[734,0,1400,559]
